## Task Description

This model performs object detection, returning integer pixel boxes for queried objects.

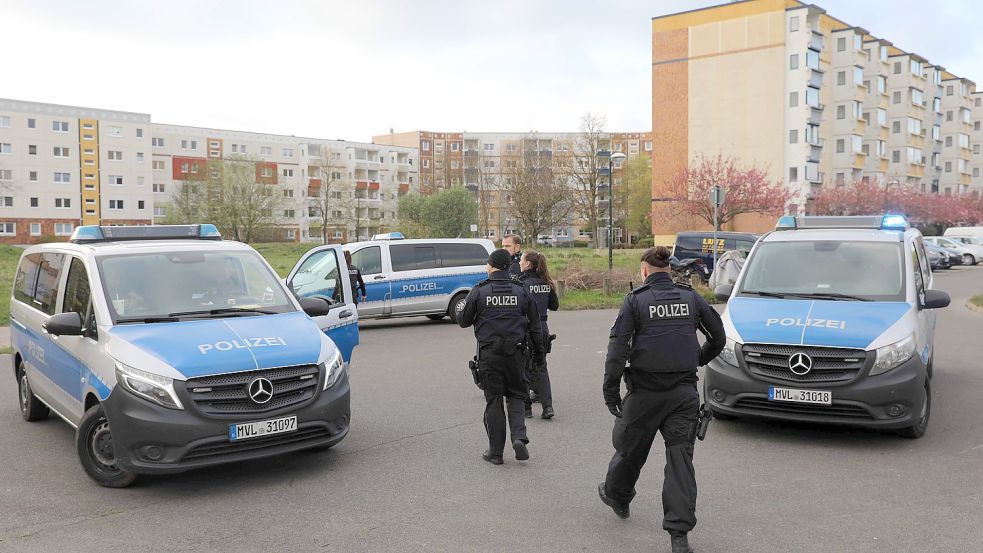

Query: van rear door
[285,245,359,363]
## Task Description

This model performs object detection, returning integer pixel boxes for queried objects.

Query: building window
[0,223,15,236]
[837,71,846,86]
[54,172,71,183]
[945,161,952,173]
[789,167,798,182]
[423,159,430,168]
[892,121,901,134]
[283,209,295,218]
[153,160,165,171]
[261,146,272,156]
[107,126,122,137]
[261,168,273,178]
[789,16,799,32]
[152,137,164,147]
[153,183,165,193]
[836,139,845,153]
[422,141,430,151]
[283,168,294,177]
[54,223,73,236]
[137,200,145,210]
[892,91,901,104]
[108,150,123,161]
[837,105,845,119]
[52,121,69,132]
[789,91,798,107]
[946,110,953,122]
[30,223,41,236]
[109,200,124,210]
[30,197,39,208]
[945,136,952,147]
[53,146,69,157]
[789,129,798,144]
[893,62,901,74]
[0,115,9,128]
[975,168,980,178]
[109,175,124,185]
[154,206,166,217]
[837,37,846,52]
[947,85,954,96]
[283,189,294,198]
[27,118,36,129]
[0,143,10,154]
[892,150,900,163]
[136,152,144,162]
[0,170,11,181]
[29,171,37,181]
[0,196,12,207]
[282,148,294,157]
[55,198,71,208]
[136,128,144,138]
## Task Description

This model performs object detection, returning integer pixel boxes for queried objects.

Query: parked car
[943,226,983,238]
[923,236,983,265]
[945,235,983,249]
[672,231,758,273]
[924,243,952,270]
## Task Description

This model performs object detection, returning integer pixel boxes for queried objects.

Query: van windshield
[97,250,295,323]
[738,241,906,302]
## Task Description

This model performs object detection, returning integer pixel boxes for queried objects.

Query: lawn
[0,245,24,326]
[972,295,983,310]
[251,242,321,277]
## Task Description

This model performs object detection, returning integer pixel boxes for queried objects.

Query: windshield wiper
[115,316,180,324]
[740,290,787,299]
[167,307,281,318]
[794,292,872,302]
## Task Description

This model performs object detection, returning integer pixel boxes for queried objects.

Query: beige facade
[652,0,982,237]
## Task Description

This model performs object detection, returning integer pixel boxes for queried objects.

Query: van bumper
[102,372,350,475]
[704,354,926,430]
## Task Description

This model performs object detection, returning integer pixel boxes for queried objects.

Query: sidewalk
[0,326,9,347]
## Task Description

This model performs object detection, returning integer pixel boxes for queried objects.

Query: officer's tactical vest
[629,285,700,373]
[519,272,551,322]
[474,280,529,345]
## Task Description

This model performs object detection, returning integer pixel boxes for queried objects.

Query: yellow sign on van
[701,238,725,253]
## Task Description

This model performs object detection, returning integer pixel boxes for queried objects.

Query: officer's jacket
[458,270,545,358]
[518,270,559,324]
[508,252,522,277]
[603,272,725,403]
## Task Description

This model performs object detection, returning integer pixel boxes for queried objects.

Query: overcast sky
[2,0,981,142]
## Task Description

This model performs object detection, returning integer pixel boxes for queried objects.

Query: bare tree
[499,135,573,244]
[566,113,609,247]
[307,147,348,244]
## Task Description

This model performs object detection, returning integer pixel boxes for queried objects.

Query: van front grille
[185,365,320,416]
[742,344,867,385]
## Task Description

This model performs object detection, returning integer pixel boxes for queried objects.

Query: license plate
[229,415,297,442]
[768,387,831,405]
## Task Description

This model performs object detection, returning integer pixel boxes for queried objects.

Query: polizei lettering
[198,337,287,355]
[486,295,518,307]
[649,303,690,319]
[401,282,438,293]
[765,318,846,330]
[528,284,552,294]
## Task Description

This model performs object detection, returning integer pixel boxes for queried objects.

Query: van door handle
[373,275,386,280]
[340,310,353,319]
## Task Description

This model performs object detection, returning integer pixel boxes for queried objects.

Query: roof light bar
[774,214,909,231]
[70,224,223,243]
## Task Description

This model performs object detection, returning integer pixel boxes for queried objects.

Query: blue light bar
[775,216,797,230]
[372,232,405,240]
[880,214,909,230]
[70,224,222,243]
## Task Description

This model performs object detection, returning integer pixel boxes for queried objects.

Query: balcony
[808,69,824,89]
[879,159,889,172]
[809,31,824,52]
[809,106,824,126]
[808,144,823,163]
[854,153,867,169]
[398,183,410,195]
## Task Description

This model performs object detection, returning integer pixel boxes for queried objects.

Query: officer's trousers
[526,361,552,408]
[604,383,699,534]
[479,347,529,455]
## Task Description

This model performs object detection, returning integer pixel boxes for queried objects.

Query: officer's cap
[487,249,511,270]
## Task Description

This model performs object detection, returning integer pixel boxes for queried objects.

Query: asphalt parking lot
[1,265,982,552]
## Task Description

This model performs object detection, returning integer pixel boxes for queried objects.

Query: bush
[637,236,654,248]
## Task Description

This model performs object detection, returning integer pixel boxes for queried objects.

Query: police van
[10,225,357,487]
[294,235,495,321]
[707,215,950,438]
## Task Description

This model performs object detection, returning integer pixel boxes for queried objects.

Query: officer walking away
[502,234,523,277]
[597,246,725,553]
[518,250,559,420]
[344,250,367,304]
[458,249,545,465]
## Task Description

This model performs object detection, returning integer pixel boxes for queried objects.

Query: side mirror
[299,297,331,317]
[714,284,734,302]
[921,289,950,310]
[43,312,84,336]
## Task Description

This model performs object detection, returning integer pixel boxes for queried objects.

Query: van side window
[910,247,924,298]
[351,246,382,275]
[63,257,97,338]
[736,239,756,256]
[673,235,701,257]
[13,253,42,306]
[34,253,66,315]
[438,243,488,268]
[290,249,344,303]
[390,245,437,272]
[913,240,931,288]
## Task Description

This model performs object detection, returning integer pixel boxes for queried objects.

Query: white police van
[294,234,495,321]
[707,215,950,438]
[10,224,357,487]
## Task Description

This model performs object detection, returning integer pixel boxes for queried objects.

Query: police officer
[458,249,545,465]
[597,246,725,553]
[518,250,559,419]
[502,234,523,277]
[344,250,367,304]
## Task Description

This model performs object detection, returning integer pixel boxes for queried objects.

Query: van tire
[963,254,976,265]
[426,314,446,321]
[448,292,469,323]
[898,378,931,439]
[76,404,138,488]
[17,361,49,422]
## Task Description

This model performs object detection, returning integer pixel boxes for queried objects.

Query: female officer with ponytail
[518,250,559,419]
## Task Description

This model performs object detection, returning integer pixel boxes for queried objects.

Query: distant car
[924,244,951,270]
[923,236,983,265]
[945,235,983,248]
[672,231,758,273]
[943,226,983,238]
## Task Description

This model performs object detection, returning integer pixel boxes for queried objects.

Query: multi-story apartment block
[374,130,653,245]
[0,99,153,243]
[151,124,418,243]
[651,0,982,238]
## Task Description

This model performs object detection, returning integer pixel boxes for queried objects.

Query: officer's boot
[669,532,693,553]
[541,406,554,419]
[524,404,533,418]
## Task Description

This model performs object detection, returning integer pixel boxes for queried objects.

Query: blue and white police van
[294,234,495,321]
[707,215,950,438]
[10,224,357,487]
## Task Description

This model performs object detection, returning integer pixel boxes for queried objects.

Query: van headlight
[322,350,345,390]
[115,362,184,410]
[870,335,916,376]
[719,338,740,367]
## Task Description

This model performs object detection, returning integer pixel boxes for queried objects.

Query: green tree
[623,155,653,243]
[397,187,478,238]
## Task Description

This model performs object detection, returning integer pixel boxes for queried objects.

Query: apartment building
[151,125,418,243]
[651,0,982,238]
[373,130,652,244]
[0,99,153,243]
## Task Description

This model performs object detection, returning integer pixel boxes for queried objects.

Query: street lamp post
[608,152,627,270]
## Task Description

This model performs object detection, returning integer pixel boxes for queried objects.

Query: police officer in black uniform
[597,247,725,553]
[458,249,545,465]
[502,234,523,277]
[518,250,559,419]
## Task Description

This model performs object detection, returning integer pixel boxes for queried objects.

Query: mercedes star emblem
[788,352,813,376]
[248,377,274,404]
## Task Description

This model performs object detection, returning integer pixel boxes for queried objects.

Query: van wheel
[426,314,446,321]
[76,404,137,488]
[898,378,931,439]
[17,361,49,422]
[963,254,976,265]
[448,292,468,323]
